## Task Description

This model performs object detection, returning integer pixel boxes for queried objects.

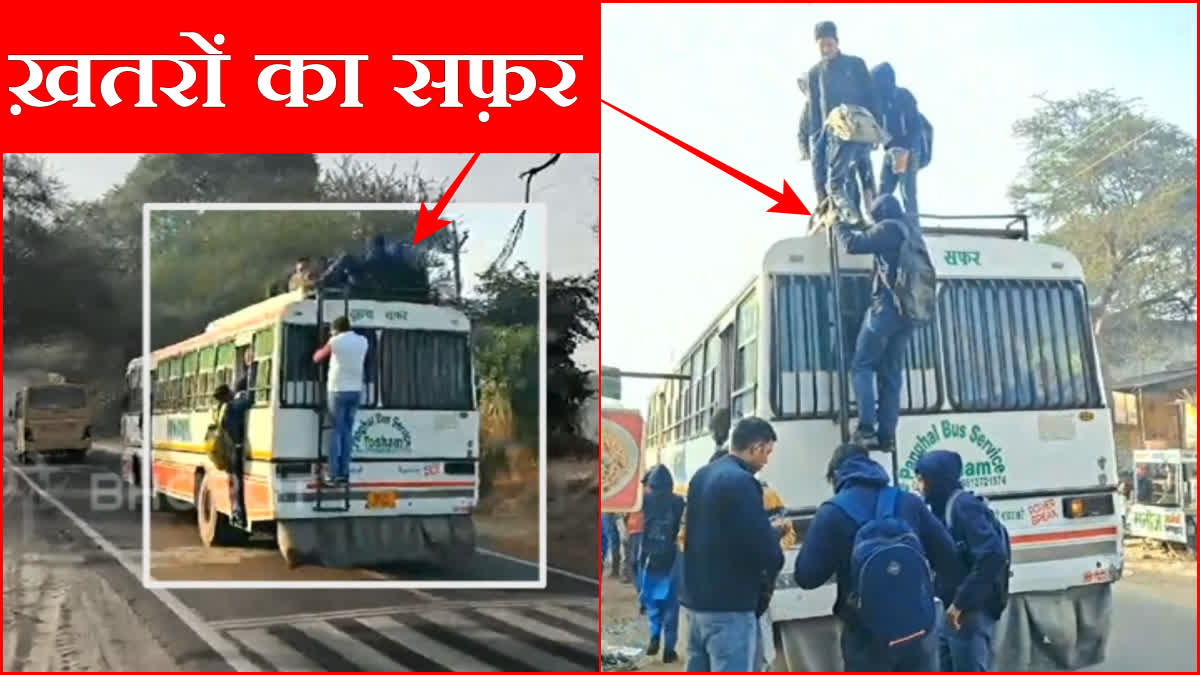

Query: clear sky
[601,2,1197,410]
[36,152,599,369]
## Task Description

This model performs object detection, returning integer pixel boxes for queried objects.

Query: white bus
[644,223,1121,671]
[122,289,479,568]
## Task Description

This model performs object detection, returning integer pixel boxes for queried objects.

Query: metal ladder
[313,285,352,512]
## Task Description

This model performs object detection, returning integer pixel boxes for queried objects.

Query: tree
[1009,90,1197,338]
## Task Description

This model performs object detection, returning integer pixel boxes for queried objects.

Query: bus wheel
[196,473,247,547]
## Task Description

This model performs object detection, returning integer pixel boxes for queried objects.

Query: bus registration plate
[366,491,398,509]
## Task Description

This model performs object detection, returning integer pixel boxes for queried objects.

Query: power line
[488,153,562,272]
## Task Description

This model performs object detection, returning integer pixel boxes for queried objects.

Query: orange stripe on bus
[1010,526,1119,545]
[302,480,476,489]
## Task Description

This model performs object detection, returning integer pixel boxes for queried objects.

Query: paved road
[1083,566,1196,672]
[3,441,598,671]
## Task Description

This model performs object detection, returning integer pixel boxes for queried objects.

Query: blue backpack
[830,486,937,653]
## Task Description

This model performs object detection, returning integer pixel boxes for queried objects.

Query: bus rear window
[27,386,86,410]
[939,279,1102,411]
[378,330,474,411]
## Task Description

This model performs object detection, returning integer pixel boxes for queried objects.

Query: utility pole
[449,219,468,301]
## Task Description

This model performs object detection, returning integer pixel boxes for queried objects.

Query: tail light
[1063,494,1115,519]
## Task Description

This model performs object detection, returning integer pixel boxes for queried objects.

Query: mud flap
[772,585,1113,671]
[276,515,476,568]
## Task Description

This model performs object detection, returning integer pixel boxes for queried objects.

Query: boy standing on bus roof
[313,315,369,484]
[835,194,915,452]
[915,450,1011,672]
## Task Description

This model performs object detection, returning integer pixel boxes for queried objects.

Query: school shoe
[663,649,678,663]
[646,638,660,656]
[852,428,879,449]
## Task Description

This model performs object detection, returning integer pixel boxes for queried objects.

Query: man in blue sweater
[835,194,917,452]
[916,450,1010,671]
[793,444,961,671]
[681,416,784,672]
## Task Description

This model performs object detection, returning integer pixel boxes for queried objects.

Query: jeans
[685,609,757,672]
[227,443,246,526]
[328,390,361,480]
[628,532,643,588]
[842,622,940,672]
[601,514,620,564]
[823,132,875,220]
[851,296,914,443]
[880,148,919,219]
[939,612,997,671]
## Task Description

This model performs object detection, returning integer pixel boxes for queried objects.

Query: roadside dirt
[601,573,687,672]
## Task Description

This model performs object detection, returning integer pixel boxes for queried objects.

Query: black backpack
[945,490,1012,612]
[880,218,937,323]
[918,113,933,169]
[642,511,679,574]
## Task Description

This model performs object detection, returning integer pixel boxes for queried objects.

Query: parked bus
[10,374,93,462]
[122,288,480,568]
[644,221,1121,670]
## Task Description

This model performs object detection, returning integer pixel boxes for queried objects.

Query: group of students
[800,20,931,227]
[622,412,1011,672]
[267,234,434,303]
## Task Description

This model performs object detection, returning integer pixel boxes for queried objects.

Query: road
[1083,564,1196,672]
[3,440,598,671]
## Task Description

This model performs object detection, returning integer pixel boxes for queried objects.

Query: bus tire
[196,472,247,547]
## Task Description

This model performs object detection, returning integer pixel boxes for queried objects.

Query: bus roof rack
[916,213,1030,241]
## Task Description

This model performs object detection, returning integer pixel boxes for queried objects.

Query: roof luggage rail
[916,213,1030,241]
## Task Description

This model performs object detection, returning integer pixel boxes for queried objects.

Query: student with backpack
[915,450,1011,671]
[639,464,685,664]
[870,62,928,219]
[835,193,937,452]
[792,443,962,671]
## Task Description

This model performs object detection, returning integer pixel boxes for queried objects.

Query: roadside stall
[1127,448,1197,554]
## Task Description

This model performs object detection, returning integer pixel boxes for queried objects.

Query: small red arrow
[602,100,809,216]
[414,152,481,244]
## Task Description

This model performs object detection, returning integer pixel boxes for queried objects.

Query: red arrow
[602,100,809,216]
[414,152,481,244]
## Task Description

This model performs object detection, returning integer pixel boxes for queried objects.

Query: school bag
[879,217,937,323]
[829,486,937,654]
[641,510,679,574]
[918,113,933,169]
[944,489,1013,613]
[204,403,232,472]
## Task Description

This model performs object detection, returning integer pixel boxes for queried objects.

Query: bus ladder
[825,223,901,481]
[313,285,352,513]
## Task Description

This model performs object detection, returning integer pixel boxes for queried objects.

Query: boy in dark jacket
[640,464,685,663]
[682,417,784,672]
[915,450,1009,671]
[793,444,960,671]
[835,194,917,452]
[805,20,879,224]
[871,62,923,219]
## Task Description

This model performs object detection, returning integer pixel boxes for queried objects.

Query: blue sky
[601,2,1197,410]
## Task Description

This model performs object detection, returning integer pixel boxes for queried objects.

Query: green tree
[1009,90,1197,338]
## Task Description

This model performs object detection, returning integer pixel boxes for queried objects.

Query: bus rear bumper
[276,513,476,568]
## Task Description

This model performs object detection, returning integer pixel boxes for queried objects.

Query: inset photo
[139,201,547,588]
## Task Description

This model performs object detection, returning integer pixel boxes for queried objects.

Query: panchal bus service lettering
[121,287,479,568]
[644,222,1122,671]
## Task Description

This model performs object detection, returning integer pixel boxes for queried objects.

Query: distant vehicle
[13,376,93,463]
[121,287,480,568]
[644,220,1122,670]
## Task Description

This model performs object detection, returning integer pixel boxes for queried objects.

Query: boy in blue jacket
[793,443,961,671]
[915,450,1010,671]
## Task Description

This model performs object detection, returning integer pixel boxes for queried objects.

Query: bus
[11,375,93,463]
[121,288,480,568]
[644,221,1122,670]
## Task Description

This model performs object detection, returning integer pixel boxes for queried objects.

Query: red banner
[601,406,643,513]
[1,1,597,152]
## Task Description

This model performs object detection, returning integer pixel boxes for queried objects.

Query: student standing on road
[639,464,685,664]
[804,20,882,224]
[601,512,621,576]
[836,194,926,452]
[915,450,1011,672]
[681,417,784,672]
[312,315,369,484]
[871,62,925,219]
[625,508,645,586]
[792,443,961,671]
[213,379,253,529]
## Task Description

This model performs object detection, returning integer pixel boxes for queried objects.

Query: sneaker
[663,648,678,663]
[646,638,660,656]
[852,428,879,449]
